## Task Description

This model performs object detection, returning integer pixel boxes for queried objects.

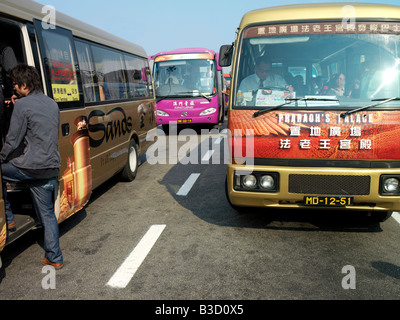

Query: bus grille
[288,174,370,195]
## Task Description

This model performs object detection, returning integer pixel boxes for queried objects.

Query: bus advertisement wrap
[229,110,400,160]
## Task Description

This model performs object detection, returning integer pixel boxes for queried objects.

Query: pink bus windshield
[154,53,215,98]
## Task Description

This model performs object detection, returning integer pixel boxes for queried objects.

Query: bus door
[33,19,92,223]
[0,18,36,247]
[215,54,225,124]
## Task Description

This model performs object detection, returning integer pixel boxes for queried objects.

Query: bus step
[5,214,38,246]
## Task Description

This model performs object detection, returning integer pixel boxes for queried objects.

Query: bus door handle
[62,123,70,136]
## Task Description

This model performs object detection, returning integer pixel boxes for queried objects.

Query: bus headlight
[242,175,257,189]
[380,175,400,195]
[234,171,279,192]
[200,108,216,115]
[384,178,399,192]
[260,175,275,190]
[157,110,170,117]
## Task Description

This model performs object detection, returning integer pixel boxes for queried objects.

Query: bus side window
[75,40,100,103]
[90,45,128,101]
[123,54,152,99]
[33,19,83,109]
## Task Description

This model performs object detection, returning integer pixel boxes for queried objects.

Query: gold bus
[220,3,400,222]
[0,0,156,265]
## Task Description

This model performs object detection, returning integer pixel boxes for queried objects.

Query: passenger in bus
[311,76,324,95]
[293,75,306,96]
[0,42,18,140]
[359,61,378,99]
[165,75,179,85]
[238,56,292,93]
[0,64,63,269]
[347,79,361,98]
[326,73,346,97]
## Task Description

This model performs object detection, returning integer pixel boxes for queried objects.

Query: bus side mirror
[219,44,233,67]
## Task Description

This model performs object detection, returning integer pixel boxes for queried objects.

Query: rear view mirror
[219,44,233,67]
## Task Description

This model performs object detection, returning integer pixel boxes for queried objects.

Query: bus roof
[0,0,148,57]
[239,2,400,28]
[150,48,216,60]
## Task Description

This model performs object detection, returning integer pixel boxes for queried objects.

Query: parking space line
[392,212,400,225]
[106,224,166,289]
[176,173,200,196]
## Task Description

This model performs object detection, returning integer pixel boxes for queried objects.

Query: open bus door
[215,53,225,125]
[0,187,5,268]
[0,18,39,263]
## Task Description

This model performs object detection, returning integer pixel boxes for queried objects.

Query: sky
[38,0,400,57]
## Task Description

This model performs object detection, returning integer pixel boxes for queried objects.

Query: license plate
[303,196,353,207]
[178,119,192,123]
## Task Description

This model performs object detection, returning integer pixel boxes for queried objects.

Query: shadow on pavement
[158,132,384,233]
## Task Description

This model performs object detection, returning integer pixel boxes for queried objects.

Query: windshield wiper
[156,96,169,103]
[156,92,212,103]
[198,92,212,102]
[253,97,339,118]
[177,91,212,102]
[156,94,187,102]
[340,97,400,118]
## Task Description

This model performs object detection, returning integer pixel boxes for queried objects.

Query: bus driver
[238,56,292,105]
[238,56,291,92]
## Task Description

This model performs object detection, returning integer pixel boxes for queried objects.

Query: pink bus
[150,48,225,131]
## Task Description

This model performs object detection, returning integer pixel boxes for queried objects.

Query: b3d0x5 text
[200,304,244,315]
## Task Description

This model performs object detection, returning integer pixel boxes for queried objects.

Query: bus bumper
[157,113,219,125]
[226,164,400,212]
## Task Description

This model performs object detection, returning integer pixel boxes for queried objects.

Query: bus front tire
[121,139,139,182]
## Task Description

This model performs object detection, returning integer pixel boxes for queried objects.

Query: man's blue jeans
[1,162,63,264]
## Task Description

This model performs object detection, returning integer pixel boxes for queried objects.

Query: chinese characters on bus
[48,45,79,103]
[245,22,400,38]
[278,112,373,151]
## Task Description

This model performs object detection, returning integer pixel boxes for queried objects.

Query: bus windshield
[154,58,215,97]
[234,22,400,109]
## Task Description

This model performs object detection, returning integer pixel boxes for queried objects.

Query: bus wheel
[121,139,139,182]
[162,124,170,135]
[370,211,393,223]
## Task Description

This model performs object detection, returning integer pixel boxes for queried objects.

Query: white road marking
[214,137,223,145]
[106,224,166,289]
[201,150,215,162]
[392,212,400,225]
[176,173,200,196]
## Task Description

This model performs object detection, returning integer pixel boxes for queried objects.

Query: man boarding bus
[0,0,156,268]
